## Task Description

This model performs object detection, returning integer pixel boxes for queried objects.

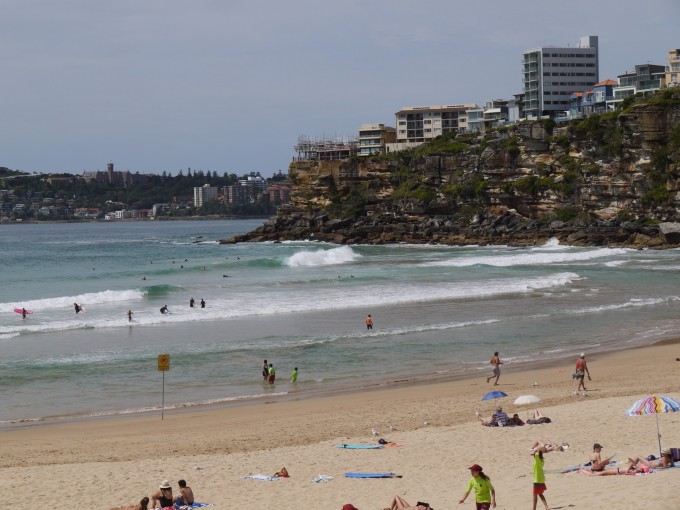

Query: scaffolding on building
[294,135,358,161]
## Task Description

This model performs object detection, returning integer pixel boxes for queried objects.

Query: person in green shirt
[267,363,276,384]
[290,367,298,383]
[532,451,548,510]
[459,464,496,509]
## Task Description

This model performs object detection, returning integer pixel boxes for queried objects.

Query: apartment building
[193,184,218,207]
[665,48,680,88]
[394,104,476,143]
[522,35,599,119]
[357,123,396,157]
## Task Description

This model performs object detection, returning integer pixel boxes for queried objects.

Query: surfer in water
[189,297,195,308]
[127,310,133,322]
[200,299,205,308]
[74,303,82,314]
[160,305,169,314]
[22,308,27,319]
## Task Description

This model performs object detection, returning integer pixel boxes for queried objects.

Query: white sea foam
[286,245,361,267]
[425,246,629,267]
[569,296,679,315]
[2,289,145,312]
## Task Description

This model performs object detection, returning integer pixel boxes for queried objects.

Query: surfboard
[14,308,32,314]
[337,444,384,449]
[344,472,398,478]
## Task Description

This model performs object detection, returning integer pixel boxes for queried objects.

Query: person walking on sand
[365,314,373,330]
[532,450,549,510]
[127,310,133,322]
[486,351,502,385]
[290,367,298,383]
[459,463,496,509]
[574,353,591,392]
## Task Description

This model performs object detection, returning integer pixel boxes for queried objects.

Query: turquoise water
[2,220,680,424]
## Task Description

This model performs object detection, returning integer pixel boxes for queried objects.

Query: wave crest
[286,245,361,267]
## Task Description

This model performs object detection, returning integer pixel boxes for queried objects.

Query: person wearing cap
[589,443,613,472]
[459,464,496,509]
[150,480,173,509]
[573,353,591,392]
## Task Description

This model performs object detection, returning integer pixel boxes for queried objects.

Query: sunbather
[626,449,674,470]
[383,495,433,510]
[109,497,149,510]
[530,440,568,454]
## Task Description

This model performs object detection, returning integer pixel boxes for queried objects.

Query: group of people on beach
[110,479,194,510]
[261,359,298,384]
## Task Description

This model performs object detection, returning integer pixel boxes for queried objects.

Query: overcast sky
[1,0,678,177]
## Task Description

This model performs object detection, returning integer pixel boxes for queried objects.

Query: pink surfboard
[14,308,32,315]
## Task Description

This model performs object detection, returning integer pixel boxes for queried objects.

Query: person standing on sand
[486,351,502,385]
[574,353,591,392]
[365,314,373,330]
[532,450,549,510]
[459,463,496,509]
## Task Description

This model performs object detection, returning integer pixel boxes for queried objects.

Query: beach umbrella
[513,394,541,406]
[482,390,508,401]
[625,395,680,458]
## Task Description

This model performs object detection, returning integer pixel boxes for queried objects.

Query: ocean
[1,219,680,426]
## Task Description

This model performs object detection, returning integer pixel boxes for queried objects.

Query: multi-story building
[357,123,397,157]
[225,184,253,205]
[394,104,476,143]
[467,100,511,132]
[193,184,218,207]
[268,183,293,204]
[607,64,666,110]
[238,173,268,192]
[569,79,617,118]
[665,48,680,88]
[522,35,599,119]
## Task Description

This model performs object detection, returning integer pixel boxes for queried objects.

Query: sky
[1,0,678,177]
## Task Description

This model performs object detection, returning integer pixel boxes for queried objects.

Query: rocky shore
[223,97,680,248]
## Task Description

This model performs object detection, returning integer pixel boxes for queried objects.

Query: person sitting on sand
[588,443,613,472]
[508,413,524,426]
[478,406,509,427]
[176,479,194,506]
[109,496,149,510]
[150,480,173,509]
[530,440,568,454]
[383,495,433,510]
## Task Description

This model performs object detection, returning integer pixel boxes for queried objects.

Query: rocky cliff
[224,95,680,248]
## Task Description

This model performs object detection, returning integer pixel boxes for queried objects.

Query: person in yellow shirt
[532,451,548,510]
[459,464,496,509]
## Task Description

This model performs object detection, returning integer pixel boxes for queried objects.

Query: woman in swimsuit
[151,481,173,509]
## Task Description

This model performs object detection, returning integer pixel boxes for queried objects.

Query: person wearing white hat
[150,480,173,509]
[573,353,591,393]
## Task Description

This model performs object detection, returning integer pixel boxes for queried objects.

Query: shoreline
[4,333,679,432]
[4,333,680,432]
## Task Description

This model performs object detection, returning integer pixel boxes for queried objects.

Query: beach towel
[344,472,401,478]
[244,474,280,481]
[337,443,384,449]
[177,504,214,509]
[312,475,334,483]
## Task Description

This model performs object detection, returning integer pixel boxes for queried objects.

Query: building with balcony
[522,35,599,119]
[357,123,397,157]
[193,184,218,207]
[268,183,293,204]
[569,79,617,118]
[394,104,477,143]
[467,100,511,132]
[665,48,680,88]
[607,64,666,110]
[238,173,268,192]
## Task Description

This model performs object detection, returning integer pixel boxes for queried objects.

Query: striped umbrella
[625,395,680,458]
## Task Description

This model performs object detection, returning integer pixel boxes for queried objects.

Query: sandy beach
[3,340,680,509]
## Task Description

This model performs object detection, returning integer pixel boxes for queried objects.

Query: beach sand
[3,341,680,509]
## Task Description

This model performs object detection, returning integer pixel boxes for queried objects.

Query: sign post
[157,354,170,419]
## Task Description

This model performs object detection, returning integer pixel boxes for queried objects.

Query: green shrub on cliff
[414,133,470,156]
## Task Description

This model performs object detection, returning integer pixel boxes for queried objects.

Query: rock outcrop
[224,97,680,248]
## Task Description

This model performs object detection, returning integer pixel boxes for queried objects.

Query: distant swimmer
[160,305,169,314]
[200,299,205,309]
[127,310,133,322]
[189,297,195,308]
[142,277,146,280]
[74,303,82,314]
[365,314,373,330]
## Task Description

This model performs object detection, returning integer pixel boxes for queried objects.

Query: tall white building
[394,104,477,143]
[193,184,218,207]
[522,35,599,119]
